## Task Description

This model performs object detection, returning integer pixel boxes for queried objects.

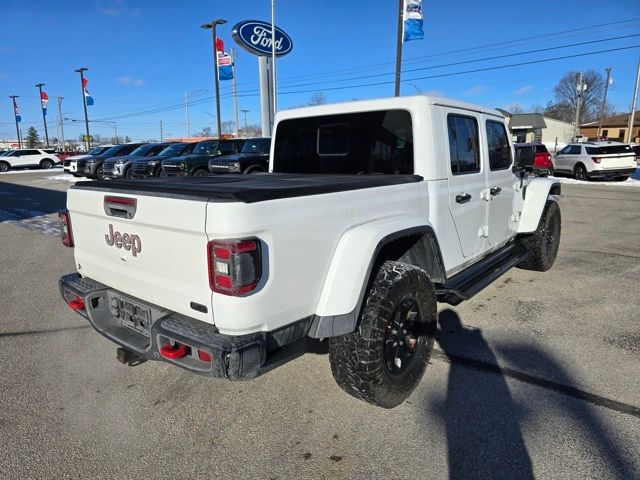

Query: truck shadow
[0,181,68,221]
[429,308,636,480]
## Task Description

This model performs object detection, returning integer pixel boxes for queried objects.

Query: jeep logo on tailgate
[105,224,142,257]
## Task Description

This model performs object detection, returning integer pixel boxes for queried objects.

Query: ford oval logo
[231,20,293,57]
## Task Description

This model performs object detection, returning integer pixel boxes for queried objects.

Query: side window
[557,146,570,155]
[447,114,480,175]
[568,145,582,155]
[24,150,39,155]
[486,120,512,170]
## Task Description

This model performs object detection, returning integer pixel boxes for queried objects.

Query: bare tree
[239,123,262,137]
[504,103,524,114]
[308,92,327,106]
[221,121,235,135]
[545,70,615,124]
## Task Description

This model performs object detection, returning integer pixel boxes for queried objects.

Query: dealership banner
[216,37,233,81]
[403,0,424,42]
[82,78,94,105]
[13,97,21,122]
[40,91,49,116]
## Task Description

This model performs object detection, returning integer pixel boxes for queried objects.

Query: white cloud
[116,76,145,87]
[514,85,534,95]
[463,85,486,96]
[97,1,141,17]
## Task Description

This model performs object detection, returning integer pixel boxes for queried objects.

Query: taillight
[207,239,262,295]
[58,211,74,247]
[591,157,601,163]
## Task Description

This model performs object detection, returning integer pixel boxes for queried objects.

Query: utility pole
[394,0,404,97]
[597,67,612,139]
[160,121,163,141]
[240,109,250,134]
[573,72,586,140]
[57,97,65,152]
[74,67,91,149]
[35,83,50,147]
[231,49,240,138]
[9,95,21,148]
[626,58,640,144]
[201,18,227,139]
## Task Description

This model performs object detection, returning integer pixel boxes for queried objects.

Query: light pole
[9,95,21,148]
[74,67,91,149]
[35,83,50,147]
[201,18,227,139]
[240,109,250,134]
[57,97,65,151]
[65,118,117,143]
[185,89,207,138]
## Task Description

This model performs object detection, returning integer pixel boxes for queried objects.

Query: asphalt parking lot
[1,169,639,479]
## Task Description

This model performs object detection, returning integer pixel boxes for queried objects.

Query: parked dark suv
[77,143,144,180]
[130,142,198,178]
[208,137,271,174]
[102,143,172,179]
[161,138,246,176]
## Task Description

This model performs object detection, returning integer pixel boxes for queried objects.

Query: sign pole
[271,0,277,118]
[231,49,240,137]
[9,95,21,148]
[394,0,404,97]
[35,83,50,147]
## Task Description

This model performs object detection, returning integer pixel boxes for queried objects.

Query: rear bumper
[59,273,311,379]
[589,167,636,178]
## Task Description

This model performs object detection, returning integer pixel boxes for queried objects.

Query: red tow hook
[159,343,189,359]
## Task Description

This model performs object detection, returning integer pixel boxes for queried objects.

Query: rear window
[534,144,549,154]
[274,110,413,174]
[585,144,633,155]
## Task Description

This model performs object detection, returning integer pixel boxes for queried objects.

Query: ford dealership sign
[232,20,293,57]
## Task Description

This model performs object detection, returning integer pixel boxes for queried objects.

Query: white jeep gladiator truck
[59,95,561,408]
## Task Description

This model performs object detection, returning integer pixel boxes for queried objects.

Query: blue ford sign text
[231,20,293,57]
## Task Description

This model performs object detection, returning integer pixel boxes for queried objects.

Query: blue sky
[1,0,639,142]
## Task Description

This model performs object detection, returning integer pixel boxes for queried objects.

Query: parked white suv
[0,148,59,173]
[553,141,636,181]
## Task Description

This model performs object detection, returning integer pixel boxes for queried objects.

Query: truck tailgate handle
[104,196,137,219]
[490,187,502,196]
[455,193,472,204]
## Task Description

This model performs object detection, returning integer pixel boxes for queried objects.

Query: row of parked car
[514,140,639,181]
[62,137,271,180]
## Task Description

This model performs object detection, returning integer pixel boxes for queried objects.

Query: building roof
[580,111,640,128]
[508,113,547,130]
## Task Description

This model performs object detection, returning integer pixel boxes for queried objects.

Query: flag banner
[217,52,233,81]
[13,97,21,123]
[41,91,49,116]
[82,78,94,105]
[403,0,424,42]
[216,36,233,81]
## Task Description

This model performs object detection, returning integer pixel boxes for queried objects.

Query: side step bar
[436,243,527,306]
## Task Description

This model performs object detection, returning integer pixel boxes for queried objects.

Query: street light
[65,118,118,143]
[74,67,91,149]
[185,89,208,138]
[240,109,250,134]
[201,18,227,139]
[35,83,50,147]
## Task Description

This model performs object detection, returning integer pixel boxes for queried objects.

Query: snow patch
[550,167,640,188]
[46,174,93,182]
[0,166,63,175]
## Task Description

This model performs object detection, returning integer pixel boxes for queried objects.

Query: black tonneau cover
[73,173,423,203]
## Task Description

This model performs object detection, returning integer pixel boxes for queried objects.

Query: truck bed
[73,173,423,203]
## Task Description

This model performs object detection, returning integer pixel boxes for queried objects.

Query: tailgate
[67,188,213,324]
[600,153,637,169]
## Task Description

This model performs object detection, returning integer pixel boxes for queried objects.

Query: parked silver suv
[553,141,636,181]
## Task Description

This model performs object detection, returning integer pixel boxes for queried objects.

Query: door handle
[455,193,472,204]
[490,187,502,196]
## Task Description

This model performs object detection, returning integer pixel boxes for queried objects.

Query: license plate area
[109,295,151,337]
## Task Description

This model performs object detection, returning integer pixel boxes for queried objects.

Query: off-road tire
[40,158,54,169]
[328,261,437,408]
[518,200,561,272]
[0,161,9,173]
